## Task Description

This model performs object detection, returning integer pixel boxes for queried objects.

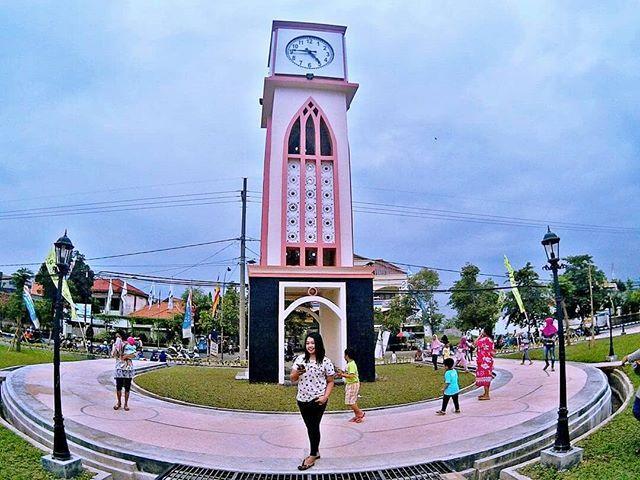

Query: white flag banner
[182,289,193,339]
[105,279,113,314]
[121,281,128,314]
[148,283,155,309]
[168,285,174,310]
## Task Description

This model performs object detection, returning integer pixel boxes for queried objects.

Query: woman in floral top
[112,333,136,411]
[290,332,335,471]
[475,327,496,401]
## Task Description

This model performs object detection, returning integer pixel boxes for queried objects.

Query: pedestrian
[621,350,640,437]
[519,332,533,365]
[454,342,468,372]
[430,334,443,370]
[112,334,136,411]
[336,347,365,423]
[442,343,451,360]
[290,332,335,471]
[459,335,470,360]
[468,336,475,361]
[541,318,557,373]
[436,357,460,415]
[475,327,495,401]
[390,348,398,364]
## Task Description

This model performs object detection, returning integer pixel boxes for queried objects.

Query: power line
[353,203,637,235]
[381,259,508,279]
[88,238,238,261]
[95,270,238,287]
[0,178,245,205]
[0,190,239,216]
[379,284,549,294]
[0,196,240,221]
[245,193,637,235]
[168,242,237,278]
[0,238,240,268]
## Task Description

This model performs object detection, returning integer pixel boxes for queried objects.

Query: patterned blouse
[113,346,134,379]
[293,354,335,402]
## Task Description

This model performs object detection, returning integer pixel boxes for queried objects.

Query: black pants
[441,393,459,412]
[115,377,132,392]
[432,354,438,370]
[297,399,327,456]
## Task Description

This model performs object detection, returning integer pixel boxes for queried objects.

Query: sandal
[435,410,446,416]
[113,404,121,410]
[348,416,358,422]
[124,405,130,411]
[355,412,366,423]
[297,456,317,471]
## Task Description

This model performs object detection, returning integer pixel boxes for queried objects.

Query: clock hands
[289,48,323,65]
[305,48,323,66]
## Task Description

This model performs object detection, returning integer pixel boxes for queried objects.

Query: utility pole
[239,177,248,360]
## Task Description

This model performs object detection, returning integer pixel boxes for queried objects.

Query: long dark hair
[303,332,326,364]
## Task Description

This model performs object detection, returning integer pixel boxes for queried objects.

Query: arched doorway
[278,282,347,384]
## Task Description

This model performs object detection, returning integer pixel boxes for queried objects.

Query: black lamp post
[608,306,615,359]
[52,230,74,461]
[541,226,571,452]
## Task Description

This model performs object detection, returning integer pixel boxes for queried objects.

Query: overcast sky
[1,1,638,306]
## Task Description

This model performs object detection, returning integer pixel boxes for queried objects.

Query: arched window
[284,100,337,266]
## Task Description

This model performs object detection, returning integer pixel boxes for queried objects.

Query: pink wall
[260,85,355,267]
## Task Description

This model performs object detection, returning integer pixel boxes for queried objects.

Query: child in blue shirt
[436,357,460,415]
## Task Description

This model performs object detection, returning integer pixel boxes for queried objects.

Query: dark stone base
[249,276,374,383]
[41,454,83,478]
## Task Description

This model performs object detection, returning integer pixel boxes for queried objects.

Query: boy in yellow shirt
[337,348,365,423]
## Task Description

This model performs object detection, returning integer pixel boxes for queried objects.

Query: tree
[503,262,552,329]
[624,289,640,314]
[407,268,443,334]
[9,268,34,351]
[384,294,415,332]
[448,264,500,332]
[68,252,95,303]
[558,255,607,319]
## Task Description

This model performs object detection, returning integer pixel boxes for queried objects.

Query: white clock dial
[285,35,335,70]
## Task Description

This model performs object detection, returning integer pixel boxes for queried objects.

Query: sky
[1,1,638,310]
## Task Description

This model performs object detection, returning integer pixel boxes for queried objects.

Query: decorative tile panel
[286,159,300,244]
[320,161,335,244]
[304,161,317,243]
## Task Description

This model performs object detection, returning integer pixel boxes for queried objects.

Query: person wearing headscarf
[430,335,443,370]
[541,318,558,373]
[475,327,495,400]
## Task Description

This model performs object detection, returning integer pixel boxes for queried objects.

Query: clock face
[285,35,335,70]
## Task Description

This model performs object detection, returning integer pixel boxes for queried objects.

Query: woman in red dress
[475,327,495,400]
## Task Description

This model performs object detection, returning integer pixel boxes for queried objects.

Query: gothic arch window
[284,99,337,267]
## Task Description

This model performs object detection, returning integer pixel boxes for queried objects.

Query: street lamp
[51,231,74,461]
[541,227,571,453]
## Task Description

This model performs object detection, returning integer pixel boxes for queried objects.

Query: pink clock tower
[249,21,374,384]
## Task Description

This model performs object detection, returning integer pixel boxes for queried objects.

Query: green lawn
[0,345,93,479]
[521,365,640,480]
[501,333,640,363]
[0,345,89,370]
[0,426,93,480]
[135,363,475,412]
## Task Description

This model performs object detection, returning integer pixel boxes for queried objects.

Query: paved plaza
[1,357,610,476]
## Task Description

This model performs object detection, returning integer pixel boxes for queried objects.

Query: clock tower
[248,21,374,383]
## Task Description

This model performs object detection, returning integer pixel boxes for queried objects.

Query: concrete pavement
[0,356,610,476]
